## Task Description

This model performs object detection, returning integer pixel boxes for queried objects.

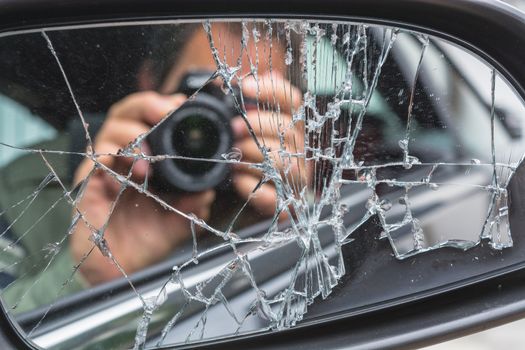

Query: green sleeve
[1,248,89,313]
[0,133,91,313]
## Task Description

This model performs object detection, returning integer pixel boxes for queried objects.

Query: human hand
[71,92,215,285]
[231,72,307,218]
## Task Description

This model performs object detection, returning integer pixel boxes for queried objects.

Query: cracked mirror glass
[0,19,525,349]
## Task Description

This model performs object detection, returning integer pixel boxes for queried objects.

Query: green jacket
[0,133,88,314]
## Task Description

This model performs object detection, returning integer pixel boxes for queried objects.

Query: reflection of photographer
[70,23,304,285]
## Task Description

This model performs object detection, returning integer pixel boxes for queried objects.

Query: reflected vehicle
[0,16,524,350]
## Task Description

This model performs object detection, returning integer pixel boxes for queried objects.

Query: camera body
[147,71,239,192]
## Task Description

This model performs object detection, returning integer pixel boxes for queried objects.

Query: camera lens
[172,114,221,175]
[147,92,235,193]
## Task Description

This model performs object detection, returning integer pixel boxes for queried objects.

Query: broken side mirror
[1,1,525,349]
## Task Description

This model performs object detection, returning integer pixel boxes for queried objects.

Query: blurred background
[422,1,525,349]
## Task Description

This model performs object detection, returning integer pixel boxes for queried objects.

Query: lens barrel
[147,92,235,192]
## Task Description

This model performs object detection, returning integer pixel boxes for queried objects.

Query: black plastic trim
[167,267,525,350]
[1,0,525,349]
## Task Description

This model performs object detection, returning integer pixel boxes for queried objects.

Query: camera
[147,71,242,193]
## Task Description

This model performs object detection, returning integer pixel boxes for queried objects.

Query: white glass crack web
[0,19,523,349]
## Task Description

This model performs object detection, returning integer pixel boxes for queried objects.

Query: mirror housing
[1,1,525,349]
